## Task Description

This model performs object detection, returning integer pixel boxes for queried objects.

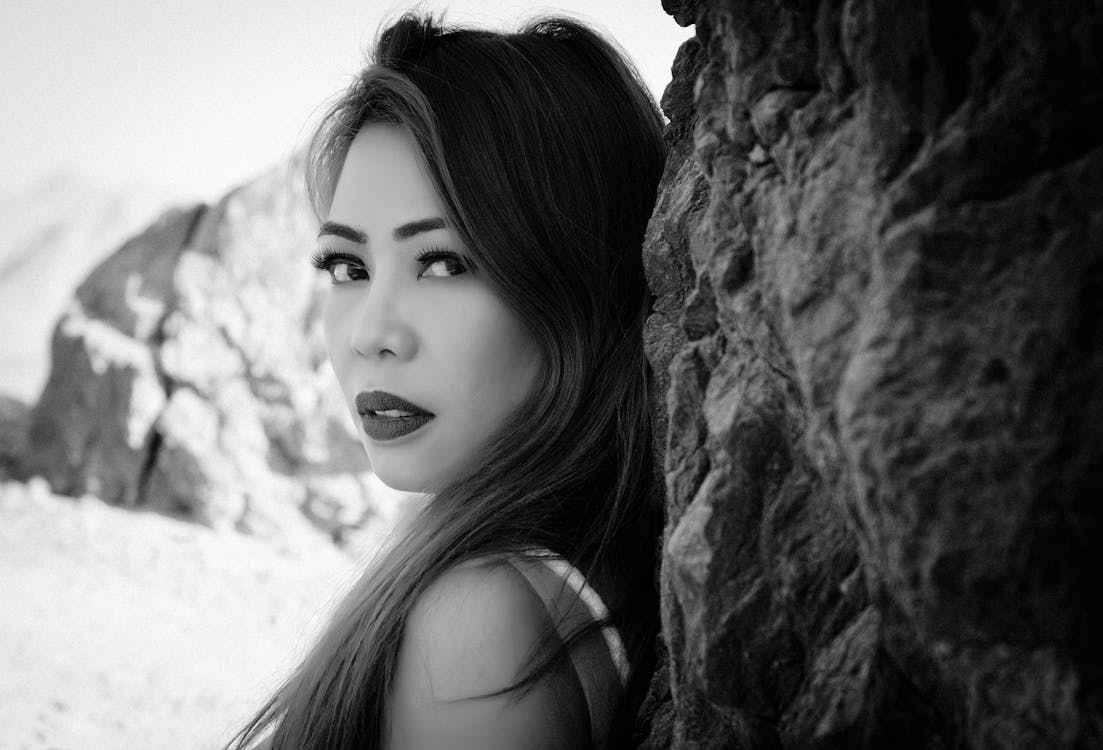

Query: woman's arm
[386,561,591,750]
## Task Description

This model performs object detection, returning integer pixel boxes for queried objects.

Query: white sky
[0,0,692,203]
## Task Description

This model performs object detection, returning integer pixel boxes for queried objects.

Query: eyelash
[415,247,471,276]
[309,246,472,282]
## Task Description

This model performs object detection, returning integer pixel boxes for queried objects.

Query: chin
[368,453,445,494]
[372,467,425,493]
[358,427,469,494]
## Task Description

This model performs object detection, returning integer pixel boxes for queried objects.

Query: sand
[0,478,361,750]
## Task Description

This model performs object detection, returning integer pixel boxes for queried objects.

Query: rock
[636,22,710,750]
[0,395,30,479]
[662,0,704,28]
[24,158,375,547]
[642,0,1103,748]
[0,173,179,403]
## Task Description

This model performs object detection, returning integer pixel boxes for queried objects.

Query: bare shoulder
[388,559,590,750]
[401,559,550,697]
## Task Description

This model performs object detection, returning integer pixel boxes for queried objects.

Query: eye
[311,249,369,284]
[417,247,471,278]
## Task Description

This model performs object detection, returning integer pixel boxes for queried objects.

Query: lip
[355,390,435,442]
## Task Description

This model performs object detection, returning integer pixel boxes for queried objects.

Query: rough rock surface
[641,1,1103,748]
[20,160,384,550]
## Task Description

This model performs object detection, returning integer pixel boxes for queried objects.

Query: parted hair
[229,11,666,750]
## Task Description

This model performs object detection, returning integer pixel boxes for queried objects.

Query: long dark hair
[230,12,666,749]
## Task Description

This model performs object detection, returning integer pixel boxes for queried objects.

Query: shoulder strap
[506,550,628,750]
[530,554,630,683]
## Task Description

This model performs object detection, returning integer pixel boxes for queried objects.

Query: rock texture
[20,160,386,550]
[0,174,178,403]
[642,1,1103,748]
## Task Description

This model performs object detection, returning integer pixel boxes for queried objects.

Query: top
[503,550,629,750]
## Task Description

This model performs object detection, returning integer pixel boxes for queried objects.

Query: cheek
[437,296,541,419]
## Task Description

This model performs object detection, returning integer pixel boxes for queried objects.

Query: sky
[0,0,693,203]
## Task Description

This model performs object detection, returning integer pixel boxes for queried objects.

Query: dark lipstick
[355,390,434,442]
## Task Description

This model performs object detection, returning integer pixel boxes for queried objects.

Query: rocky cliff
[641,0,1103,748]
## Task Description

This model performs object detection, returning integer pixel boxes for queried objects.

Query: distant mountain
[0,173,180,402]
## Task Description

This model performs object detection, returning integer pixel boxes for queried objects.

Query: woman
[231,11,666,750]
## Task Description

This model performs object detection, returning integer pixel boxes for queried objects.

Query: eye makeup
[310,248,362,271]
[310,248,369,283]
[415,246,473,277]
[310,245,475,282]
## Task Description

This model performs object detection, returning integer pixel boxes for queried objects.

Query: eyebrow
[317,217,447,243]
[394,217,447,239]
[317,221,366,243]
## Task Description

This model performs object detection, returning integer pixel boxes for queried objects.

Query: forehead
[327,124,444,226]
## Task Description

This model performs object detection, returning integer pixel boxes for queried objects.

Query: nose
[348,284,417,361]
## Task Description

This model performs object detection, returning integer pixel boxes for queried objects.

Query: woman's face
[317,124,542,493]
